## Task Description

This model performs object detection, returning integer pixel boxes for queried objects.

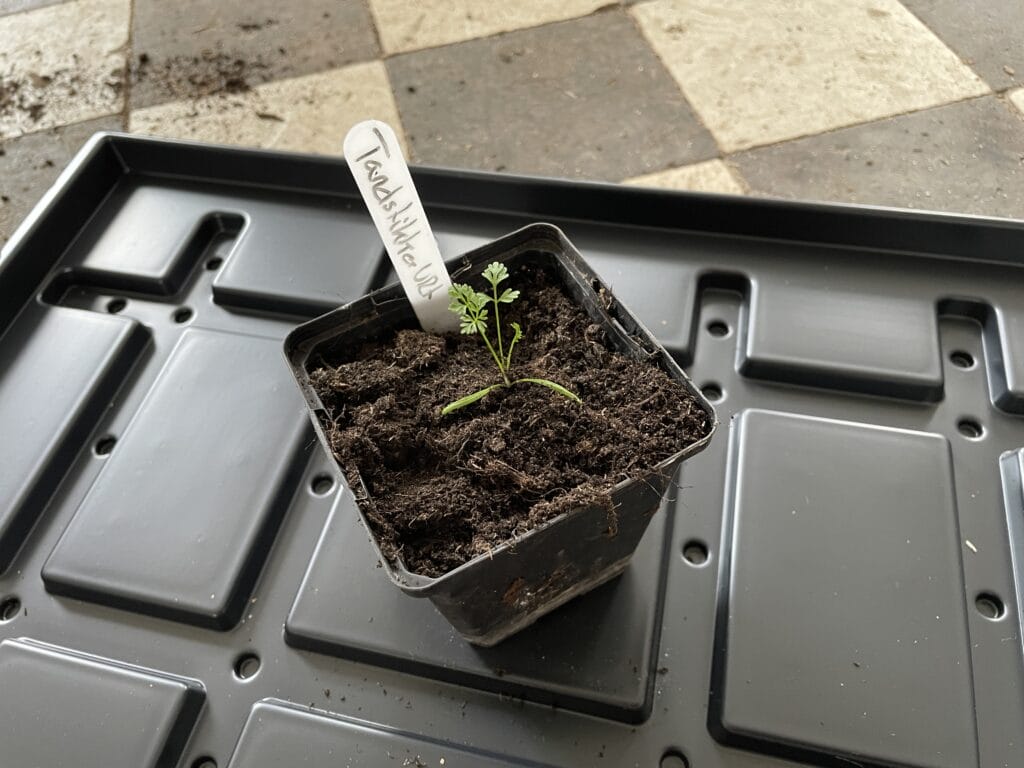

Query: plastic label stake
[343,120,457,333]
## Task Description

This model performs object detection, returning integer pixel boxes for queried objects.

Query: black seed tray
[1,132,1023,768]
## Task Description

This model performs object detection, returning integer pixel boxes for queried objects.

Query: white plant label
[343,120,456,333]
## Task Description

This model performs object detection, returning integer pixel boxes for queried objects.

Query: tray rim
[7,130,1024,279]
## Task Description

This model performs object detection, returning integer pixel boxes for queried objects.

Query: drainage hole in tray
[173,307,194,324]
[234,653,260,680]
[949,350,975,369]
[0,596,21,622]
[682,540,709,566]
[957,418,984,439]
[191,757,217,768]
[310,474,335,496]
[94,436,117,456]
[976,593,1006,620]
[700,382,723,403]
[205,257,223,271]
[106,298,126,314]
[660,749,690,768]
[706,320,730,338]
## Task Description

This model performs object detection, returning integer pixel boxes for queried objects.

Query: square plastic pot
[284,223,717,646]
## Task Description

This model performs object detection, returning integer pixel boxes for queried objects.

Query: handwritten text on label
[354,130,443,301]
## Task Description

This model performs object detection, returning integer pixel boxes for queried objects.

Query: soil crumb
[310,264,711,577]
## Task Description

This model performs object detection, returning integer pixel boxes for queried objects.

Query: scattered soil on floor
[237,18,278,32]
[310,263,711,577]
[0,62,96,124]
[132,49,269,101]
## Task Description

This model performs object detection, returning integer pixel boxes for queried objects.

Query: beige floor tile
[1010,89,1024,118]
[631,0,989,152]
[368,0,611,54]
[129,62,407,157]
[0,0,129,140]
[623,158,745,194]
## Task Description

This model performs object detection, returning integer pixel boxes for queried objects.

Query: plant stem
[481,330,509,385]
[492,283,505,374]
[505,329,520,371]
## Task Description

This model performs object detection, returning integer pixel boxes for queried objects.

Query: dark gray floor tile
[732,96,1024,218]
[902,0,1023,90]
[129,0,380,109]
[387,8,717,180]
[0,115,122,245]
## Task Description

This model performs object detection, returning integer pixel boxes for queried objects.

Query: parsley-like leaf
[482,261,508,288]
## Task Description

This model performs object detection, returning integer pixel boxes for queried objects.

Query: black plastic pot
[284,223,717,646]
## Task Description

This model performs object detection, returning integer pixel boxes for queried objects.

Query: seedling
[442,262,581,415]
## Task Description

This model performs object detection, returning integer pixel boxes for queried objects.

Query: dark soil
[310,264,711,577]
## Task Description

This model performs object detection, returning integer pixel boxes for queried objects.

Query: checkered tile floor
[2,0,1023,244]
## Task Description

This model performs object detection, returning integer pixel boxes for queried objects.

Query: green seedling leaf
[482,261,509,287]
[447,285,471,315]
[441,384,502,415]
[497,288,520,304]
[515,377,582,403]
[459,316,485,335]
[448,284,487,314]
[450,283,490,335]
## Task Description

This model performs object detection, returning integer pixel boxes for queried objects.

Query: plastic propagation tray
[2,133,1024,768]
